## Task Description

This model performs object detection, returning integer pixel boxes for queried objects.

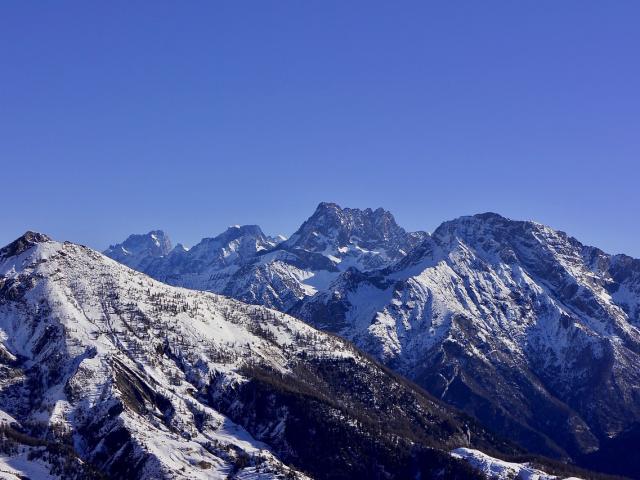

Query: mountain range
[1,231,519,479]
[104,203,427,312]
[0,202,636,479]
[103,203,640,479]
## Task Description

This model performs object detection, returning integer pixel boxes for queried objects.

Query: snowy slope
[451,448,583,480]
[0,232,504,479]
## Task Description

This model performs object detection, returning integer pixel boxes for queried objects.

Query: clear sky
[1,2,639,256]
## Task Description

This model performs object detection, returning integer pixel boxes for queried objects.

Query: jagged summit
[278,202,427,273]
[104,229,172,264]
[285,202,421,250]
[172,225,274,272]
[102,223,283,295]
[0,230,51,259]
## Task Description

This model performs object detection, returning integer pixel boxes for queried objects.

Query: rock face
[294,213,640,477]
[0,233,512,479]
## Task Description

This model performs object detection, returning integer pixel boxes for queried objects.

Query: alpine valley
[0,203,637,479]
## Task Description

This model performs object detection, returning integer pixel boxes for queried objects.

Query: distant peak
[0,231,51,259]
[311,202,392,220]
[21,231,51,243]
[118,230,170,243]
[283,202,419,261]
[315,201,392,215]
[104,230,172,260]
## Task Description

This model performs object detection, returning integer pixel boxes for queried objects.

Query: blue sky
[1,2,639,255]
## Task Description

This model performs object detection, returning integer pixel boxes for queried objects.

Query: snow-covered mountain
[105,203,427,312]
[104,230,173,270]
[294,212,640,478]
[281,202,427,271]
[103,206,640,478]
[0,231,517,479]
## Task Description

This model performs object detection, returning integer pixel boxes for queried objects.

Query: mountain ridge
[104,203,428,312]
[103,205,640,478]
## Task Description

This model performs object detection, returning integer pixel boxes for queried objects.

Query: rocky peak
[433,212,515,239]
[429,213,557,261]
[103,230,172,270]
[0,231,51,259]
[285,202,424,254]
[106,230,171,257]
